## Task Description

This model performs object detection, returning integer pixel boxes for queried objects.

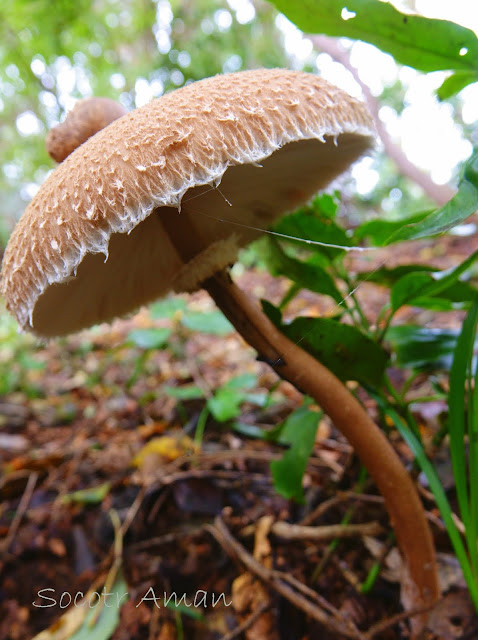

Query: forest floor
[1,232,477,640]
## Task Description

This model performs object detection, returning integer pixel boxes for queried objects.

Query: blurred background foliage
[1,0,476,248]
[0,0,287,243]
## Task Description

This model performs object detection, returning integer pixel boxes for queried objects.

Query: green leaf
[273,204,351,262]
[437,72,478,101]
[270,405,320,503]
[261,299,283,326]
[263,304,388,386]
[62,482,111,505]
[127,328,171,349]
[222,373,258,390]
[233,422,270,439]
[386,325,462,371]
[150,297,187,319]
[264,238,343,303]
[207,374,260,421]
[390,250,478,311]
[390,272,434,312]
[208,387,243,422]
[163,385,205,400]
[181,311,234,335]
[353,212,430,246]
[68,572,128,640]
[358,264,436,287]
[386,151,478,244]
[269,0,478,72]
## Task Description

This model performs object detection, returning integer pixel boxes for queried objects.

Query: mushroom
[45,97,127,163]
[0,69,438,617]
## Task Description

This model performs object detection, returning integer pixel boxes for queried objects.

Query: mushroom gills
[31,133,369,336]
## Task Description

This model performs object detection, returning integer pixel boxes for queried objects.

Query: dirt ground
[1,232,477,639]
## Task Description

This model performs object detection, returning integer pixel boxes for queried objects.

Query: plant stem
[203,268,439,616]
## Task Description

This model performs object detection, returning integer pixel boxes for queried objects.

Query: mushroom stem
[202,268,439,616]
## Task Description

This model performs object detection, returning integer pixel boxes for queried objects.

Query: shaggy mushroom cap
[1,68,374,338]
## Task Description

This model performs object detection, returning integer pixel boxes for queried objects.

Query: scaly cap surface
[1,68,374,337]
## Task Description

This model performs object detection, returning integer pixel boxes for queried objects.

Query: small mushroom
[46,97,127,163]
[0,69,438,618]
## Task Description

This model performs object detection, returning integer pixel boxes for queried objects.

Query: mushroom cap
[1,69,374,338]
[46,97,127,163]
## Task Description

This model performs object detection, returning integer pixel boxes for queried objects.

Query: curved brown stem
[203,269,439,621]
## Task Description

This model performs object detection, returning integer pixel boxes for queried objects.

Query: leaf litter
[1,230,478,639]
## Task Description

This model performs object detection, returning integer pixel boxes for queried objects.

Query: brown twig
[300,495,347,526]
[1,471,38,556]
[271,520,383,541]
[207,515,367,640]
[365,601,438,639]
[219,601,271,640]
[311,35,455,206]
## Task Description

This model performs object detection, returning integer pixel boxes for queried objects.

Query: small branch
[219,601,271,640]
[1,471,38,556]
[271,520,383,541]
[207,516,367,640]
[311,35,455,206]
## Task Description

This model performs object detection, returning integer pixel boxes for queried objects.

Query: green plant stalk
[338,271,370,333]
[278,281,301,310]
[194,405,210,447]
[387,406,478,611]
[361,562,382,594]
[405,394,447,406]
[399,370,422,402]
[449,300,478,536]
[468,366,478,584]
[468,312,478,580]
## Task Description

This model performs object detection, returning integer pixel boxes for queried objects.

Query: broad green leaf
[222,373,258,390]
[273,204,351,262]
[353,212,430,246]
[360,264,477,310]
[390,250,478,311]
[233,422,270,439]
[263,302,388,386]
[128,328,171,349]
[390,272,432,311]
[386,325,461,371]
[265,238,343,303]
[269,0,478,72]
[311,192,340,220]
[163,385,205,400]
[181,311,234,335]
[386,151,478,244]
[150,297,187,319]
[437,72,478,101]
[207,374,260,421]
[403,296,468,313]
[208,387,243,422]
[270,405,320,503]
[358,264,436,287]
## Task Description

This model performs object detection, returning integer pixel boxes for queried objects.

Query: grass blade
[386,407,478,610]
